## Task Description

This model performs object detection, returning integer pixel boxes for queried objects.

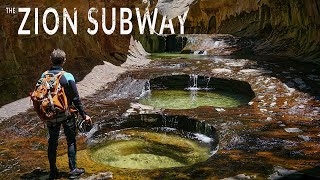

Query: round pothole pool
[88,114,218,170]
[139,75,255,109]
[139,89,251,109]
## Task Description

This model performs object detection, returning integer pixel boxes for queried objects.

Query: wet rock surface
[0,36,148,120]
[0,0,319,178]
[181,34,253,56]
[121,36,151,68]
[0,0,151,107]
[0,54,320,179]
[81,172,113,180]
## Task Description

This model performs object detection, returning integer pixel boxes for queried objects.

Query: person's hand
[83,115,92,124]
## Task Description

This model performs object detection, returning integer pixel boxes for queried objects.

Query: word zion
[16,8,189,35]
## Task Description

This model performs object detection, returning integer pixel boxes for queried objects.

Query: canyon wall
[0,0,146,106]
[137,0,320,64]
[187,0,320,62]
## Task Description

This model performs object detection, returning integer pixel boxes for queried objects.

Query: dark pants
[47,115,77,173]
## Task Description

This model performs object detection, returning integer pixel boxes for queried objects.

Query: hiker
[34,49,92,179]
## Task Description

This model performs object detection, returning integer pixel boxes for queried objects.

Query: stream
[0,51,320,179]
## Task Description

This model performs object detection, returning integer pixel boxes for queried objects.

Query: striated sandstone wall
[137,0,320,63]
[181,0,320,62]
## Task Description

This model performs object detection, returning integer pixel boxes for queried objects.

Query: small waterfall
[193,50,200,55]
[213,40,224,48]
[192,74,198,89]
[145,80,151,91]
[185,74,213,91]
[187,74,200,101]
[204,77,212,91]
[186,74,199,91]
[193,50,208,55]
[138,80,151,98]
[161,113,167,128]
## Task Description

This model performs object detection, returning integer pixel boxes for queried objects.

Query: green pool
[90,129,211,169]
[149,53,211,60]
[139,89,251,109]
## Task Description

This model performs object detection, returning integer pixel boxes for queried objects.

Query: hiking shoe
[49,168,60,180]
[69,168,85,179]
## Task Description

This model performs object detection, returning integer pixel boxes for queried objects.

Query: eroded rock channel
[0,0,320,179]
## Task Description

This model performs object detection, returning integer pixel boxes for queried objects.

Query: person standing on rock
[39,49,92,179]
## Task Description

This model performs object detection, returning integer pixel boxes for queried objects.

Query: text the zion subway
[17,7,189,35]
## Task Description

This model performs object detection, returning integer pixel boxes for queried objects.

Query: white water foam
[193,133,213,143]
[210,145,219,156]
[138,80,151,99]
[185,87,202,91]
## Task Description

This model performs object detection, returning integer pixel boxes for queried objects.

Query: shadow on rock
[270,166,320,180]
[20,168,69,180]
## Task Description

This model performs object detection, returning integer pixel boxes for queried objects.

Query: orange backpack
[31,71,69,121]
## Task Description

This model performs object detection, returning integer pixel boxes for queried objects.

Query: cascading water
[193,50,208,55]
[205,77,211,90]
[139,75,253,109]
[213,40,225,48]
[186,74,212,91]
[138,80,151,98]
[186,74,199,91]
[179,34,248,56]
[187,74,199,103]
[144,80,151,93]
[192,40,225,55]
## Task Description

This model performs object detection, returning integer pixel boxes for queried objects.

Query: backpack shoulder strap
[56,71,65,80]
[53,71,65,88]
[42,70,49,77]
[52,71,66,93]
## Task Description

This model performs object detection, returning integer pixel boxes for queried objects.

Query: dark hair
[50,49,66,65]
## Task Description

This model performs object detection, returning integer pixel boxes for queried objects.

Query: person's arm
[69,80,87,118]
[64,73,89,120]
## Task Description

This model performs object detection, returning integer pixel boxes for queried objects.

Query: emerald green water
[139,90,250,109]
[149,53,210,60]
[90,129,211,169]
